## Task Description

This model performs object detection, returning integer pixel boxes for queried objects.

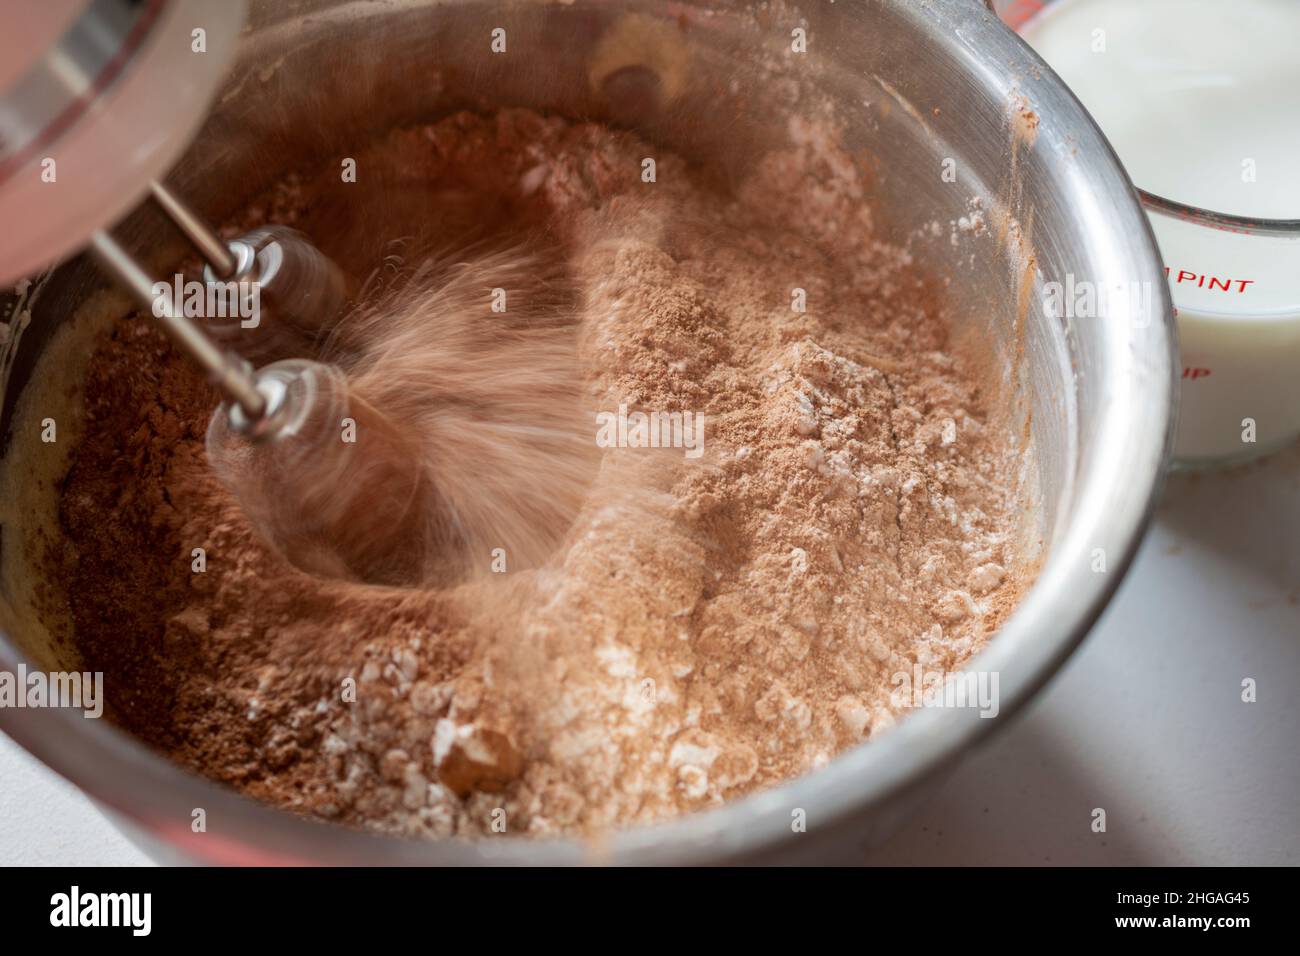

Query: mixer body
[0,0,247,284]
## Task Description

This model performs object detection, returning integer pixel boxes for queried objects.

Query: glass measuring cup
[996,0,1300,467]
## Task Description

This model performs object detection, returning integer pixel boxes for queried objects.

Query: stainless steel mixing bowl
[0,0,1175,864]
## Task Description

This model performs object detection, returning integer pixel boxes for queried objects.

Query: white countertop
[3,445,1298,866]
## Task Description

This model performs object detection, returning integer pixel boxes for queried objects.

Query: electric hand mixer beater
[1,0,431,585]
[98,187,433,586]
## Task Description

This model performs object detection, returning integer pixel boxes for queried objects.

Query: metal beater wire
[149,179,239,277]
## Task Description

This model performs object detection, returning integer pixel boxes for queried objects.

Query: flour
[38,108,1032,838]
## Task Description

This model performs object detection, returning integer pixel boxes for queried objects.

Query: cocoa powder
[44,109,1032,837]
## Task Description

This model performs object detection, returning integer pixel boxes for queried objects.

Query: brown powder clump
[45,109,1031,837]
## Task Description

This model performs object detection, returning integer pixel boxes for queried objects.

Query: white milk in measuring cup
[1019,0,1300,466]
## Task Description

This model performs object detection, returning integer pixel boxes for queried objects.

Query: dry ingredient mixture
[40,109,1031,837]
